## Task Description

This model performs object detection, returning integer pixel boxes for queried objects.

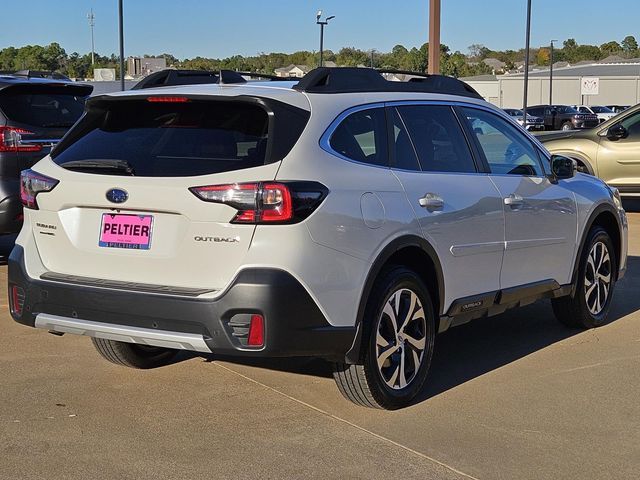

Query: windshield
[558,106,579,114]
[52,99,272,177]
[590,106,614,113]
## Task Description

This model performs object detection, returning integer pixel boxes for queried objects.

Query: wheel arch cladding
[574,204,622,286]
[344,235,443,364]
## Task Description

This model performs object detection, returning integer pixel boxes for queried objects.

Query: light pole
[118,0,125,91]
[549,39,557,105]
[316,11,335,67]
[428,0,441,74]
[522,0,532,122]
[87,9,96,65]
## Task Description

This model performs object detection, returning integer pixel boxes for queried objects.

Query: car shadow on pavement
[622,199,640,213]
[191,255,640,407]
[0,233,16,265]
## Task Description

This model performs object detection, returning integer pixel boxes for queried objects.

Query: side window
[329,108,388,166]
[462,107,543,176]
[390,107,421,171]
[396,105,477,173]
[619,111,640,140]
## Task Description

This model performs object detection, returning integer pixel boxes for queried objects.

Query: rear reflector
[247,314,264,347]
[9,284,25,317]
[147,96,189,103]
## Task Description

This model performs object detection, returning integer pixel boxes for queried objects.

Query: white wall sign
[581,77,599,96]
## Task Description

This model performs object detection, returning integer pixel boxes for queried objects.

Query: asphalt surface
[1,210,640,480]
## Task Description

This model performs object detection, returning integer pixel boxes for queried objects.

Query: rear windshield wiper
[58,159,136,175]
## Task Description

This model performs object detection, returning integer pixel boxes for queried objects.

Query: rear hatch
[0,83,92,173]
[28,93,309,291]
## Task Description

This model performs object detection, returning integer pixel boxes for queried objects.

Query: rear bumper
[8,245,355,361]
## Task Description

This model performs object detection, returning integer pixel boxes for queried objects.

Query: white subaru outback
[9,68,628,409]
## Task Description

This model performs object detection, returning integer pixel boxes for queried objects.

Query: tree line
[0,35,638,80]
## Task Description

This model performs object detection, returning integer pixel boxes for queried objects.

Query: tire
[333,266,436,409]
[561,122,573,131]
[552,226,616,328]
[91,338,178,369]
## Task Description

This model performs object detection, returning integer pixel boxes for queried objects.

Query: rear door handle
[504,193,524,207]
[419,193,444,210]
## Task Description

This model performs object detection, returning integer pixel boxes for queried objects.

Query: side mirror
[551,155,576,180]
[607,123,628,140]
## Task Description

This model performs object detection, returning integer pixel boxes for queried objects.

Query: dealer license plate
[99,213,153,250]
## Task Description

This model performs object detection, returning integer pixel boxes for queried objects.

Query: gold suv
[538,103,640,196]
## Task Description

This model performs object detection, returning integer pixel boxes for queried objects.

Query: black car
[0,74,92,234]
[527,105,599,131]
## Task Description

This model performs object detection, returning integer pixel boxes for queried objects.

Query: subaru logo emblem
[106,188,128,204]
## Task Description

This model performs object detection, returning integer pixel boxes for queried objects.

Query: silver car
[9,67,628,409]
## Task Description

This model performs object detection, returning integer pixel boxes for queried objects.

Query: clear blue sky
[1,0,639,59]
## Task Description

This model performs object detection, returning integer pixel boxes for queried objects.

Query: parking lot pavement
[2,214,640,480]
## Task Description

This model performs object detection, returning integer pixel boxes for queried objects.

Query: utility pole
[87,9,96,65]
[549,39,557,105]
[428,0,441,74]
[522,0,532,122]
[118,0,125,91]
[316,11,335,67]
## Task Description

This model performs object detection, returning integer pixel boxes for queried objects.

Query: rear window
[52,99,272,177]
[0,92,85,128]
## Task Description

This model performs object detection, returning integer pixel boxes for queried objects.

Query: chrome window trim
[457,104,548,179]
[388,103,484,175]
[319,98,551,173]
[319,102,390,170]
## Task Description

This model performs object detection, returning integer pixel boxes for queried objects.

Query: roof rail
[132,69,298,90]
[236,71,299,81]
[10,70,70,80]
[292,67,482,99]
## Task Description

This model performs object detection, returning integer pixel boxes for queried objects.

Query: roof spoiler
[10,70,71,81]
[292,67,482,99]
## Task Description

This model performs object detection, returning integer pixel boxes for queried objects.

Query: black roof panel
[292,67,482,99]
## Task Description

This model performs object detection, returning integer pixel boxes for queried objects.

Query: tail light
[20,169,59,210]
[0,126,42,153]
[9,284,25,317]
[190,181,328,224]
[147,96,189,103]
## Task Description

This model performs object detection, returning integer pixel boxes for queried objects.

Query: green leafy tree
[600,41,622,55]
[622,35,638,52]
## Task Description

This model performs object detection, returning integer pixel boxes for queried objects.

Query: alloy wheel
[585,241,612,315]
[375,288,427,390]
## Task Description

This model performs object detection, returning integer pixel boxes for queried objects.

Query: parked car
[572,105,617,123]
[606,105,631,114]
[503,108,545,131]
[9,67,627,409]
[0,73,92,234]
[527,105,599,131]
[538,102,640,196]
